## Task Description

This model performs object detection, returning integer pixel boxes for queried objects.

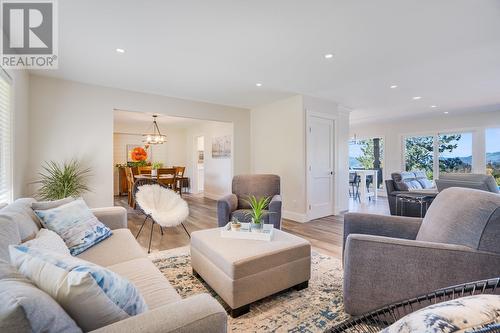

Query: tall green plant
[36,160,91,200]
[244,195,271,224]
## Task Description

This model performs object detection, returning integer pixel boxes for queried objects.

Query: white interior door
[308,115,335,220]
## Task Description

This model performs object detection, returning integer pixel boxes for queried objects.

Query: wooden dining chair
[157,168,177,191]
[137,166,152,175]
[124,167,136,208]
[175,166,186,196]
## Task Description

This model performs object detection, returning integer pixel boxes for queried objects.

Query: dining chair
[157,168,177,192]
[349,172,360,201]
[137,166,152,175]
[175,166,186,195]
[124,167,136,208]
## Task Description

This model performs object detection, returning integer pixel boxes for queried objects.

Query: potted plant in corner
[35,159,91,200]
[151,162,163,177]
[244,195,272,232]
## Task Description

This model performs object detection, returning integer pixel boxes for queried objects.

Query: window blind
[0,69,12,204]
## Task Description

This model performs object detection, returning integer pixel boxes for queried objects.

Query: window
[438,132,472,175]
[349,137,384,187]
[404,135,434,179]
[486,128,500,186]
[0,70,12,203]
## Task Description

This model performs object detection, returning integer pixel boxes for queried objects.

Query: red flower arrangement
[131,147,148,162]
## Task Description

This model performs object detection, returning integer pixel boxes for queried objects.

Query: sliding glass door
[486,128,500,186]
[349,138,384,188]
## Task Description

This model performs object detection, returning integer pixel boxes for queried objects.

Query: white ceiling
[34,0,500,123]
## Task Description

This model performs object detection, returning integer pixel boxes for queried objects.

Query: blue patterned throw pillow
[34,198,112,255]
[9,245,148,331]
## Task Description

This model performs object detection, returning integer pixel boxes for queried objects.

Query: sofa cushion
[31,196,75,211]
[0,198,39,241]
[107,258,181,310]
[22,229,70,256]
[0,260,82,333]
[77,229,146,267]
[381,294,500,333]
[413,170,434,189]
[34,198,112,256]
[0,215,21,262]
[9,245,148,332]
[416,188,500,251]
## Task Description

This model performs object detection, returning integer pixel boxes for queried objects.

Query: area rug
[150,247,349,332]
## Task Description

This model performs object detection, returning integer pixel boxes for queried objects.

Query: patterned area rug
[150,247,349,332]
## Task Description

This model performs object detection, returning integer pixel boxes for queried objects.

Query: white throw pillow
[33,198,112,255]
[22,229,70,256]
[9,245,148,332]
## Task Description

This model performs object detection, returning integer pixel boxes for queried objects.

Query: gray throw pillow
[0,199,39,241]
[394,181,409,191]
[0,260,82,333]
[31,197,75,211]
[417,178,434,189]
[0,215,21,262]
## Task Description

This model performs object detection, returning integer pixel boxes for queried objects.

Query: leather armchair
[217,174,282,229]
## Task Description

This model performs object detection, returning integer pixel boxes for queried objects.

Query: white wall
[27,75,250,207]
[350,110,500,180]
[251,95,307,220]
[9,70,30,199]
[185,121,233,199]
[251,95,350,222]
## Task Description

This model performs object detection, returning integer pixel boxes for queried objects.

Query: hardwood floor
[115,194,390,259]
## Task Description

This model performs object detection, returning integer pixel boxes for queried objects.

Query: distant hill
[458,152,500,165]
[349,157,362,168]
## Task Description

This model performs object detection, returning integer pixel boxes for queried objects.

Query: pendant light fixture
[142,115,166,144]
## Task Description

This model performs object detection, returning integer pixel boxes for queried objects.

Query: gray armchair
[436,173,499,193]
[343,187,500,315]
[217,174,282,229]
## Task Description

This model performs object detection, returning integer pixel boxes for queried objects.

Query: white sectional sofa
[0,198,227,333]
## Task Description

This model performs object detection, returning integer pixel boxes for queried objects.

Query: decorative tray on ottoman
[221,223,274,241]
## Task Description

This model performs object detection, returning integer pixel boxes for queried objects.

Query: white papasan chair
[133,178,190,253]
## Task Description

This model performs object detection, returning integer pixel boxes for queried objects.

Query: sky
[486,128,500,154]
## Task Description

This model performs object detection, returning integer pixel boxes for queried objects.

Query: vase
[151,169,157,177]
[250,218,263,232]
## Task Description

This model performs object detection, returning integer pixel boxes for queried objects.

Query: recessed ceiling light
[255,83,262,87]
[412,96,422,100]
[430,105,437,108]
[444,111,449,114]
[324,53,334,59]
[116,48,125,53]
[390,85,398,89]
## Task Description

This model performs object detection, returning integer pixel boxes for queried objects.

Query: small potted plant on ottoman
[245,195,271,232]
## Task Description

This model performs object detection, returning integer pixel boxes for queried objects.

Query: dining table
[133,174,190,193]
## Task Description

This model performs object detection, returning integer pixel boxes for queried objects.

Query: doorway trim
[306,110,337,221]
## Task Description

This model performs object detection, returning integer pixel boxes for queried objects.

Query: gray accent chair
[436,173,499,193]
[343,187,500,315]
[217,174,282,229]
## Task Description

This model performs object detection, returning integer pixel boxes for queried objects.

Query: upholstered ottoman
[190,228,311,317]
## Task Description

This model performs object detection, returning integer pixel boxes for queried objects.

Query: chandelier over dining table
[143,115,166,144]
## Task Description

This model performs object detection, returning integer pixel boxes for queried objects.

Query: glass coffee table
[395,192,436,217]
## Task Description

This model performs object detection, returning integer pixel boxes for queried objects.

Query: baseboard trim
[283,210,309,223]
